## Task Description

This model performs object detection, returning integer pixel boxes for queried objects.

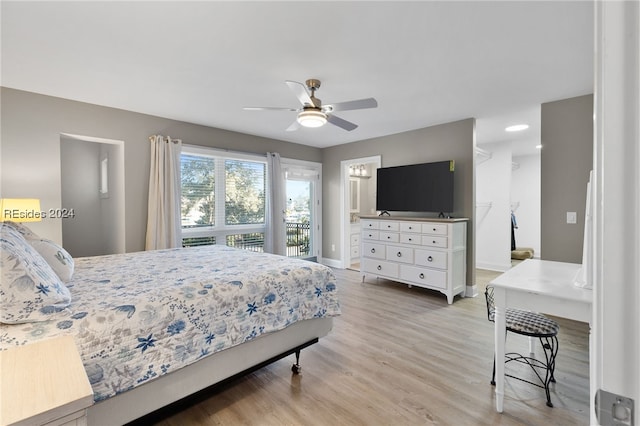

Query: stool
[485,285,560,407]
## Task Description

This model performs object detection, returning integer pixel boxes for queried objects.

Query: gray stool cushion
[489,308,559,337]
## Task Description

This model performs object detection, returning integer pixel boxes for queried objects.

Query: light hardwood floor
[145,267,590,426]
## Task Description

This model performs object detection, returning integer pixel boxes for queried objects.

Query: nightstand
[1,335,93,426]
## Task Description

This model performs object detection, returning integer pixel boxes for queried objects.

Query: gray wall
[1,87,321,252]
[541,94,593,263]
[322,119,476,286]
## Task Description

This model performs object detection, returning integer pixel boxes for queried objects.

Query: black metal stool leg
[540,335,559,407]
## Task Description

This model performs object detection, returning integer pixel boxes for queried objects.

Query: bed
[0,222,341,424]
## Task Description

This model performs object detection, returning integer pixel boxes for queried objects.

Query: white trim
[340,155,382,270]
[182,143,267,162]
[464,284,478,298]
[282,158,323,259]
[60,132,124,146]
[59,133,126,254]
[320,257,342,269]
[593,1,640,423]
[475,261,511,273]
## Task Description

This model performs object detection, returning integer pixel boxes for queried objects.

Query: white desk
[490,259,592,412]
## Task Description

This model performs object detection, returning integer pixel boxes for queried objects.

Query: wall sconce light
[349,164,367,177]
[0,198,42,222]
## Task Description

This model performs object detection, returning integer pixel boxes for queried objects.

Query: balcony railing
[286,221,311,257]
[184,221,311,258]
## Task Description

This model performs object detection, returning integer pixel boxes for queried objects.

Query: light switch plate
[567,211,577,224]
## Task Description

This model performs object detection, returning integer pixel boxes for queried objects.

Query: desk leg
[494,291,507,413]
[529,336,536,357]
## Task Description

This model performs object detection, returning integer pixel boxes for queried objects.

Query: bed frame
[86,317,333,425]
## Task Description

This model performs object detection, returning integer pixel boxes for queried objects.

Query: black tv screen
[376,160,454,213]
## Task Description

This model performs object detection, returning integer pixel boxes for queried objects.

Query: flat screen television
[376,160,454,214]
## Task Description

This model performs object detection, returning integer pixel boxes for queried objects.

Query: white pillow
[29,238,75,282]
[3,221,39,239]
[0,223,71,324]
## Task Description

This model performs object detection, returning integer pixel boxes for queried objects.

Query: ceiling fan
[243,79,378,131]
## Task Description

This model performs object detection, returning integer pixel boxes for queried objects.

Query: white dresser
[360,216,468,304]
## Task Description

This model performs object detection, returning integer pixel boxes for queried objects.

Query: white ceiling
[1,1,594,155]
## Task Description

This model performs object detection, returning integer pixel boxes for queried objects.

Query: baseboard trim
[465,284,478,298]
[321,258,343,269]
[476,261,511,272]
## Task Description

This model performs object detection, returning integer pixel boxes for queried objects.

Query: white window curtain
[265,152,286,255]
[145,135,182,250]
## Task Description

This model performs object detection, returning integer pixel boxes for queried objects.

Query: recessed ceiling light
[505,124,529,132]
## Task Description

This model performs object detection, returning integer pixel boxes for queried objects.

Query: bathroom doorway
[340,155,381,271]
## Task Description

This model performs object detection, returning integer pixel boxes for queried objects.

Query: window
[180,146,266,249]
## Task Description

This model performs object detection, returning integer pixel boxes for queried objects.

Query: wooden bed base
[86,317,334,425]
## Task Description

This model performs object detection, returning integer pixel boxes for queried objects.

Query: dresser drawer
[379,231,400,243]
[379,221,400,232]
[399,265,447,289]
[400,233,421,245]
[350,233,360,244]
[422,235,448,248]
[422,223,448,235]
[351,245,360,258]
[362,241,386,259]
[362,258,399,278]
[400,222,421,233]
[363,230,380,240]
[361,220,380,230]
[386,245,414,264]
[414,249,448,269]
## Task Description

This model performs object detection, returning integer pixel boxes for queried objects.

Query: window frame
[180,144,267,245]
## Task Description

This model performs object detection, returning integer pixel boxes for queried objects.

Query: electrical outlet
[567,211,577,224]
[596,389,634,426]
[331,244,335,252]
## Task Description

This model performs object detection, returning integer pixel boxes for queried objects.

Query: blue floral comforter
[0,245,341,402]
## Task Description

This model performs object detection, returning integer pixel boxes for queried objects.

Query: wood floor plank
[151,267,590,426]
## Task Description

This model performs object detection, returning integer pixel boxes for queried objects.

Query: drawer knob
[387,236,391,239]
[433,240,437,244]
[427,256,433,262]
[408,238,413,241]
[419,273,425,279]
[397,252,402,257]
[371,248,376,253]
[377,265,382,271]
[432,228,437,231]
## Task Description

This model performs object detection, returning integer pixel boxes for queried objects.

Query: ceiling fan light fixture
[297,110,327,128]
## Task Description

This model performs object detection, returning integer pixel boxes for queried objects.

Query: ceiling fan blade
[325,97,378,112]
[327,114,358,131]
[243,106,299,111]
[285,80,314,106]
[286,120,300,132]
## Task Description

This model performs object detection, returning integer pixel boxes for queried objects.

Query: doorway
[283,159,322,261]
[340,155,381,270]
[60,133,125,257]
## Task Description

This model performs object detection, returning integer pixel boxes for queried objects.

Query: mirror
[349,178,360,213]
